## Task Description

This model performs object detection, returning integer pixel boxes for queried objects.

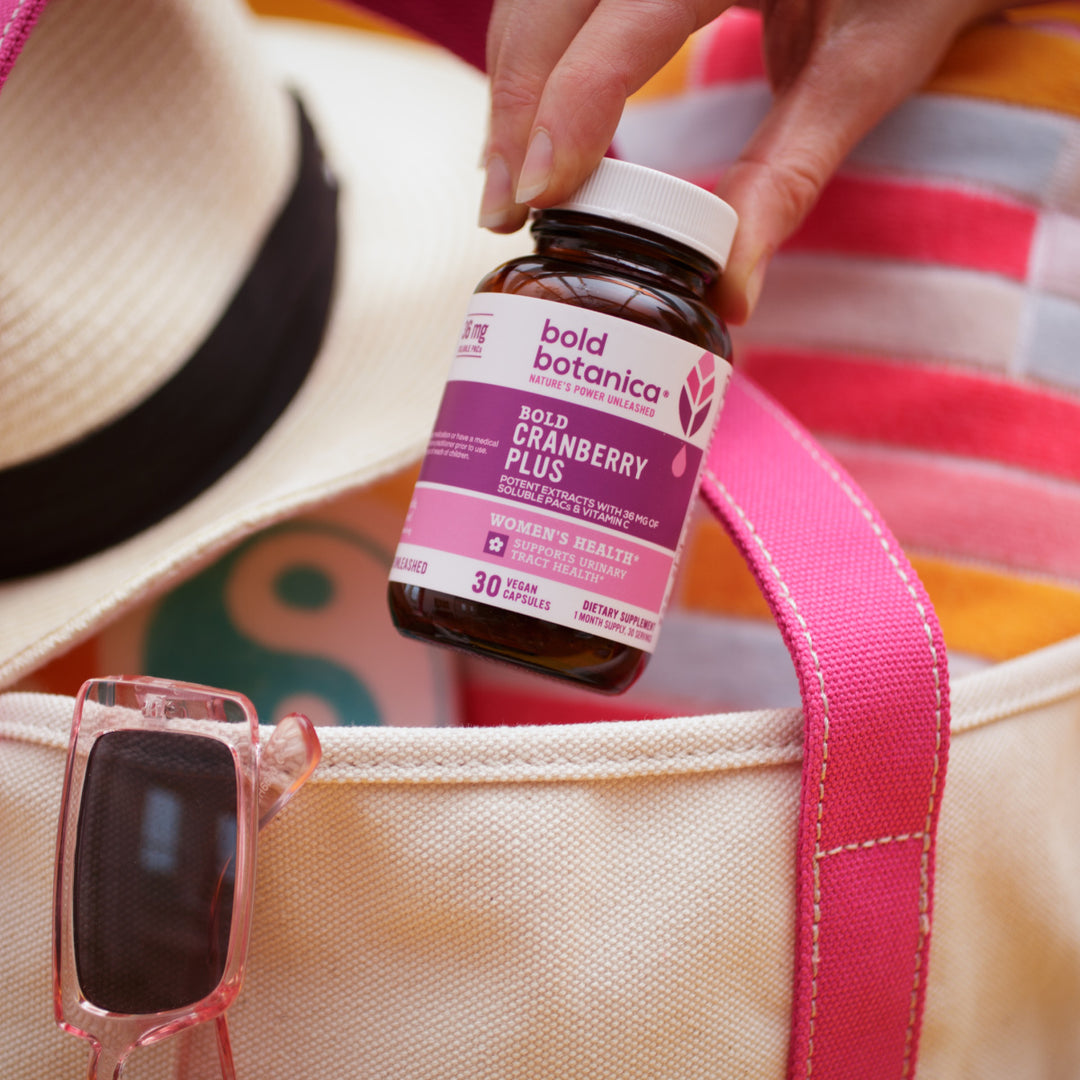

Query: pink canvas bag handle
[702,373,949,1079]
[0,0,45,88]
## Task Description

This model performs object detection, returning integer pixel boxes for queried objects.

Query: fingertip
[711,166,784,324]
[744,255,769,316]
[478,153,515,229]
[485,205,531,234]
[715,275,751,326]
[512,137,612,215]
[715,252,769,326]
[515,128,555,204]
[711,243,760,329]
[478,153,530,233]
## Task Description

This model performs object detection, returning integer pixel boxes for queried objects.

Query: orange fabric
[927,20,1080,116]
[626,43,694,102]
[627,5,1080,118]
[676,517,773,621]
[246,0,415,38]
[1005,2,1080,27]
[675,516,1080,662]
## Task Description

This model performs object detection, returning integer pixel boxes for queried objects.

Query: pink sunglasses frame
[52,676,319,1080]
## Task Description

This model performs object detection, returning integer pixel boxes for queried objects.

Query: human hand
[480,0,1017,323]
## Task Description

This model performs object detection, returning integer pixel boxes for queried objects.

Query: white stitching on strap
[817,833,926,860]
[703,466,831,1074]
[737,380,944,1079]
[0,0,30,49]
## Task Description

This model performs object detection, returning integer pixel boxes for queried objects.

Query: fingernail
[516,129,554,203]
[478,154,514,229]
[477,128,491,169]
[744,254,770,316]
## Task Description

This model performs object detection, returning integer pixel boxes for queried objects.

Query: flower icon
[485,531,509,557]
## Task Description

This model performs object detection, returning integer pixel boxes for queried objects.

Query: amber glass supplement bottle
[388,159,736,693]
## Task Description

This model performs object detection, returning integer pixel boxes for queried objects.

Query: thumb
[713,14,959,323]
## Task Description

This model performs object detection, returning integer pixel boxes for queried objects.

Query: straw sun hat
[0,0,525,687]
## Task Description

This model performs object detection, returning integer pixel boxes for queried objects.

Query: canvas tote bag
[2,374,1079,1078]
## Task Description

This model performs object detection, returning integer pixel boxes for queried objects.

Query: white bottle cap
[548,158,738,270]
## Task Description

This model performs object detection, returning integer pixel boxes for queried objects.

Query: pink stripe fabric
[741,348,1080,483]
[830,441,1080,582]
[703,375,949,1079]
[1036,211,1080,302]
[0,0,46,91]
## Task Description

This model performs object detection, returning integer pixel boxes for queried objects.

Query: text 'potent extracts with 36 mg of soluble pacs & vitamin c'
[388,159,738,693]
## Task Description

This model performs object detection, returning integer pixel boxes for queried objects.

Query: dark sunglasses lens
[72,730,239,1014]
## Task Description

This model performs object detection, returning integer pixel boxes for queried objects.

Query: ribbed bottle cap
[549,158,738,270]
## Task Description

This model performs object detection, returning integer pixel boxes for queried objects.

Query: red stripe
[461,682,670,727]
[785,174,1036,277]
[695,9,766,84]
[684,171,1036,276]
[740,349,1080,482]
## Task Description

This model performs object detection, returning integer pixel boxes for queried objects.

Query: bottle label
[390,292,731,652]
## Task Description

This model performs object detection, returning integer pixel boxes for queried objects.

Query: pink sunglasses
[53,677,321,1079]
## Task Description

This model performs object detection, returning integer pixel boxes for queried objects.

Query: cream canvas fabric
[2,632,1078,1078]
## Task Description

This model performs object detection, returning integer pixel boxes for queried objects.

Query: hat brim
[0,19,527,687]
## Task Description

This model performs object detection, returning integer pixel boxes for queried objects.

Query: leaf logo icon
[678,352,716,437]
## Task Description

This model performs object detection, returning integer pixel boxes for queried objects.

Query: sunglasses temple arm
[170,1012,236,1080]
[86,1043,127,1080]
[216,1015,236,1080]
[258,712,321,829]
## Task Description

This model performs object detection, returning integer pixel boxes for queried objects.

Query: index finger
[481,0,599,231]
[516,0,732,208]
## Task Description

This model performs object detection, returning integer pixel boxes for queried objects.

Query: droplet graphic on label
[671,445,687,477]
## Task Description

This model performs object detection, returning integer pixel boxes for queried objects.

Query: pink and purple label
[390,292,731,651]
